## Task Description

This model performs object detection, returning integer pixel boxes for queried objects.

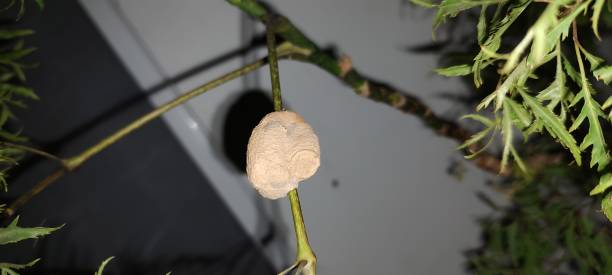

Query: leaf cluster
[0,2,62,275]
[468,166,612,274]
[0,0,44,191]
[418,0,612,220]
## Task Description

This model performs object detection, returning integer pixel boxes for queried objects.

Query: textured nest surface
[246,111,320,199]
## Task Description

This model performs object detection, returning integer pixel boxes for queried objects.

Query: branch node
[338,55,353,77]
[357,81,371,97]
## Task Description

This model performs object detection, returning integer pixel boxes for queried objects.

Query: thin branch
[228,0,511,175]
[0,142,67,168]
[3,55,284,218]
[4,169,65,217]
[62,57,271,171]
[266,20,317,274]
[266,17,283,111]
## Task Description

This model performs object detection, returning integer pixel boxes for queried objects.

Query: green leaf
[0,103,15,127]
[477,5,488,43]
[592,0,606,40]
[505,98,532,129]
[562,55,581,85]
[501,30,533,75]
[590,173,612,195]
[602,191,612,222]
[570,82,609,170]
[410,0,437,8]
[501,0,571,73]
[0,216,62,245]
[518,88,582,165]
[0,84,38,100]
[0,29,34,40]
[434,0,504,29]
[0,0,17,11]
[34,0,44,10]
[461,114,496,127]
[593,66,612,84]
[0,48,36,62]
[0,259,40,275]
[459,127,492,152]
[0,172,9,192]
[510,146,528,175]
[16,0,25,20]
[544,1,590,52]
[501,101,515,174]
[435,64,471,76]
[603,96,612,121]
[579,45,604,71]
[0,130,28,143]
[472,0,532,87]
[0,73,15,82]
[537,47,566,111]
[458,114,498,158]
[95,256,114,275]
[478,59,528,111]
[500,99,529,174]
[8,62,26,82]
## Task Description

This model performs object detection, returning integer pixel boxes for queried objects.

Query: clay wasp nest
[246,111,320,199]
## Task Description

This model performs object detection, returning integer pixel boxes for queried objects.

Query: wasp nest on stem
[246,111,320,199]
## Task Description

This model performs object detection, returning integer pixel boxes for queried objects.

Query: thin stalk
[4,169,65,217]
[288,189,316,264]
[63,57,268,170]
[267,22,283,111]
[572,22,588,87]
[0,142,66,168]
[4,56,274,218]
[266,22,316,274]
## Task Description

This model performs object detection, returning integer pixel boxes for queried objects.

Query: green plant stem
[266,22,316,274]
[572,22,589,90]
[63,58,269,171]
[267,22,283,112]
[288,190,316,266]
[4,169,65,217]
[0,142,66,167]
[3,56,275,218]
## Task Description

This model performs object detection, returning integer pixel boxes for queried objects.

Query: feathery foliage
[418,0,612,221]
[468,166,612,274]
[0,0,42,189]
[0,216,61,245]
[94,257,114,275]
[0,1,63,275]
[411,0,612,272]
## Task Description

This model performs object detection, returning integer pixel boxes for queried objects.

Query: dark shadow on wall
[222,90,275,173]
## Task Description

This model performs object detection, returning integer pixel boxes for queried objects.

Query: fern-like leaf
[0,259,40,275]
[594,66,612,84]
[518,88,582,165]
[590,173,612,195]
[569,84,609,170]
[592,0,606,40]
[94,257,114,275]
[0,216,62,245]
